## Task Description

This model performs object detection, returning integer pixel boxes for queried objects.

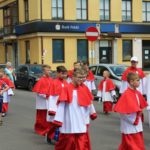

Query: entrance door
[143,48,150,70]
[142,40,150,70]
[99,47,112,63]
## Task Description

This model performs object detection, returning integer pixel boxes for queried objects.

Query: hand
[98,97,102,103]
[143,95,147,101]
[113,95,117,103]
[90,113,97,120]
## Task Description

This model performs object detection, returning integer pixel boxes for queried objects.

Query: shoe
[2,113,6,117]
[44,134,56,145]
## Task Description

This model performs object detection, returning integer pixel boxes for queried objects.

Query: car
[0,64,6,69]
[89,64,128,98]
[15,64,56,91]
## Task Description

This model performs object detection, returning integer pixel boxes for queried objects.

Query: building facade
[0,0,150,70]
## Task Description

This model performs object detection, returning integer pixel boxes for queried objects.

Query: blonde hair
[127,72,139,83]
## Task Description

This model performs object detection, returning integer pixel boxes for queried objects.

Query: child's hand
[137,111,142,117]
[98,97,102,103]
[0,90,3,95]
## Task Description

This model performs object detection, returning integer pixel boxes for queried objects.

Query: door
[143,49,150,70]
[99,47,112,63]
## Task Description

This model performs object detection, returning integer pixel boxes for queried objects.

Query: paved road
[0,89,150,150]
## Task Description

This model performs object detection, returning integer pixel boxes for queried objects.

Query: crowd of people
[0,62,15,125]
[32,57,150,150]
[0,57,150,150]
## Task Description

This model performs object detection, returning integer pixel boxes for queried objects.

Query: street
[0,89,150,150]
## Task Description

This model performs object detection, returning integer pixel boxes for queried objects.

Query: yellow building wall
[29,0,40,21]
[132,0,142,22]
[0,10,3,28]
[117,39,122,64]
[42,37,77,70]
[7,45,13,62]
[111,0,122,22]
[18,0,25,23]
[18,37,41,64]
[0,43,5,63]
[88,0,99,21]
[42,0,51,20]
[64,0,76,20]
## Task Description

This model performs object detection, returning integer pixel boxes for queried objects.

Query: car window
[97,66,109,76]
[89,66,97,75]
[30,66,42,74]
[19,66,28,74]
[110,66,127,76]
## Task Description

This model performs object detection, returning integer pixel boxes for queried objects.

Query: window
[97,66,108,76]
[77,39,88,61]
[122,0,132,21]
[143,1,150,22]
[76,0,87,20]
[3,2,18,35]
[24,0,29,22]
[100,0,110,21]
[52,0,64,19]
[122,40,132,61]
[52,39,64,63]
[89,66,97,75]
[25,41,30,64]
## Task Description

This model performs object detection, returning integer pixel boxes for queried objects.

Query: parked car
[15,64,56,91]
[89,64,128,98]
[0,64,6,69]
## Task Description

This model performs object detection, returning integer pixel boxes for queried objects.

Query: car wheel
[28,81,34,91]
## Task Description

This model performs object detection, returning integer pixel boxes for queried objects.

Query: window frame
[122,40,133,61]
[77,39,88,62]
[76,0,88,20]
[51,0,64,20]
[100,0,110,21]
[24,0,29,22]
[52,39,65,63]
[122,0,132,22]
[143,1,150,22]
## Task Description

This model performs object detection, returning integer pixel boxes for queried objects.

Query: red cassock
[114,88,148,150]
[1,77,15,89]
[86,70,95,81]
[114,88,147,114]
[122,67,145,81]
[54,83,96,150]
[32,76,53,96]
[32,76,53,136]
[98,79,116,113]
[67,69,74,79]
[1,77,15,113]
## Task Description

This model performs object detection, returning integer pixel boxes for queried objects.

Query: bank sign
[15,21,115,35]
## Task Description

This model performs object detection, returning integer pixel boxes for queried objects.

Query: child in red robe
[32,65,53,136]
[46,66,68,143]
[0,70,9,125]
[2,73,15,116]
[53,68,97,150]
[97,70,116,114]
[120,56,146,94]
[114,72,148,150]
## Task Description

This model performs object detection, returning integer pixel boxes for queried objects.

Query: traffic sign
[85,26,99,41]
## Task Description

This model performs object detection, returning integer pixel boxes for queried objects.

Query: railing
[0,26,16,37]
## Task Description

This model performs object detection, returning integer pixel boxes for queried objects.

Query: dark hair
[127,72,139,83]
[82,60,89,66]
[42,65,51,71]
[73,68,86,77]
[56,66,67,73]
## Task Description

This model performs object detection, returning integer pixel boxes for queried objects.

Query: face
[131,61,138,68]
[57,72,68,79]
[74,63,80,69]
[130,78,140,89]
[103,71,109,78]
[73,73,85,86]
[43,67,51,76]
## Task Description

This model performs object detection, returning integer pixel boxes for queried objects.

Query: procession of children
[31,56,150,150]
